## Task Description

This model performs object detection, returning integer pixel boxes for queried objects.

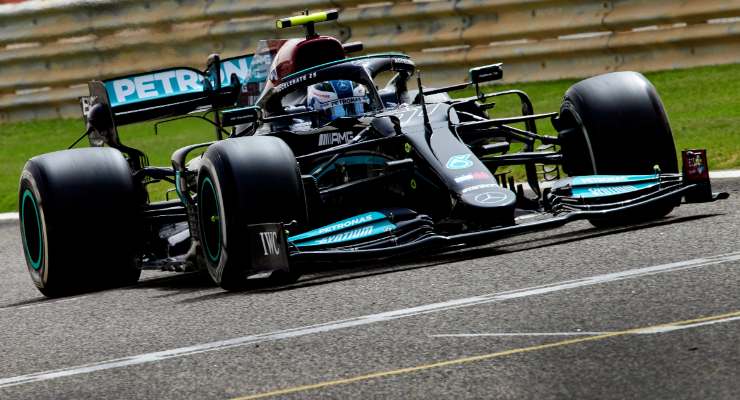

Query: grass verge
[1,63,738,212]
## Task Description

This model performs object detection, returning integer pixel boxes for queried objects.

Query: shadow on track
[0,212,722,309]
[172,213,720,304]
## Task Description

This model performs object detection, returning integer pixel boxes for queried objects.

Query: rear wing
[81,53,259,127]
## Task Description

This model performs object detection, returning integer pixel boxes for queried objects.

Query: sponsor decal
[682,150,709,180]
[455,174,474,183]
[588,186,635,196]
[248,223,289,272]
[105,56,253,107]
[311,91,333,100]
[388,103,444,125]
[315,225,374,245]
[289,212,385,242]
[571,182,658,198]
[474,191,509,205]
[446,154,474,170]
[290,121,313,132]
[317,214,372,234]
[461,183,498,193]
[274,71,317,93]
[454,171,491,183]
[258,231,281,256]
[318,131,354,146]
[293,221,396,247]
[79,96,96,117]
[392,57,413,66]
[249,52,272,82]
[314,96,366,110]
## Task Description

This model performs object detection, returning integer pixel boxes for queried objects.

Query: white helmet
[306,80,369,125]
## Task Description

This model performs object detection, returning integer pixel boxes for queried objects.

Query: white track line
[632,315,740,334]
[0,212,17,222]
[709,169,740,179]
[0,251,738,389]
[431,314,740,338]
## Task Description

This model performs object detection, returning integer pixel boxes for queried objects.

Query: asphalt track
[0,178,738,399]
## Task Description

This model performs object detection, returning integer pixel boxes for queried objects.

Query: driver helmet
[306,80,368,124]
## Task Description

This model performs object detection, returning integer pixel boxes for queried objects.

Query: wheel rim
[199,177,221,263]
[20,189,43,270]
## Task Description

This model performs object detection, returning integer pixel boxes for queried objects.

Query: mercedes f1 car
[19,11,728,296]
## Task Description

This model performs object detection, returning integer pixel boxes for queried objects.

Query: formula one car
[19,11,728,296]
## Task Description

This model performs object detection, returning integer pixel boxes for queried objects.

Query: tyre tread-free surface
[197,136,305,289]
[559,71,678,176]
[19,147,141,296]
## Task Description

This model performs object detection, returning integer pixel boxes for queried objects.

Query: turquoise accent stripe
[20,189,42,271]
[290,211,387,242]
[104,55,254,108]
[175,171,187,204]
[289,211,397,247]
[570,174,659,186]
[291,220,396,248]
[200,177,221,263]
[571,181,659,198]
[283,53,409,80]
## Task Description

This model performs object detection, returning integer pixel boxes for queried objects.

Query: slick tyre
[19,148,142,297]
[557,72,679,227]
[197,136,306,290]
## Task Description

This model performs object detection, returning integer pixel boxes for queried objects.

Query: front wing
[247,171,728,273]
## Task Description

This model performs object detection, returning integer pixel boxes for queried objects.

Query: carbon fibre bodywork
[71,29,727,280]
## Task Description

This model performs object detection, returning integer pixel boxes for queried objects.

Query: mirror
[469,63,503,84]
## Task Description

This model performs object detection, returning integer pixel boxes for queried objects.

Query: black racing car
[18,11,728,296]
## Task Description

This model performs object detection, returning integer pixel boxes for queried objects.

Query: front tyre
[557,72,679,226]
[558,71,678,176]
[197,136,306,290]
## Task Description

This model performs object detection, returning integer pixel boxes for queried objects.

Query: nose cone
[456,185,517,226]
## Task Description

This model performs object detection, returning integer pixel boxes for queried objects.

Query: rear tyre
[557,71,679,226]
[197,136,306,290]
[19,148,142,297]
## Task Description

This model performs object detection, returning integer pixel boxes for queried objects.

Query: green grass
[1,63,739,212]
[460,64,740,170]
[0,118,215,211]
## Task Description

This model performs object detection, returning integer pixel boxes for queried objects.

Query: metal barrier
[0,0,738,122]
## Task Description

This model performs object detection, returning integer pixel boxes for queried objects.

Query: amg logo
[318,131,354,147]
[258,231,281,256]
